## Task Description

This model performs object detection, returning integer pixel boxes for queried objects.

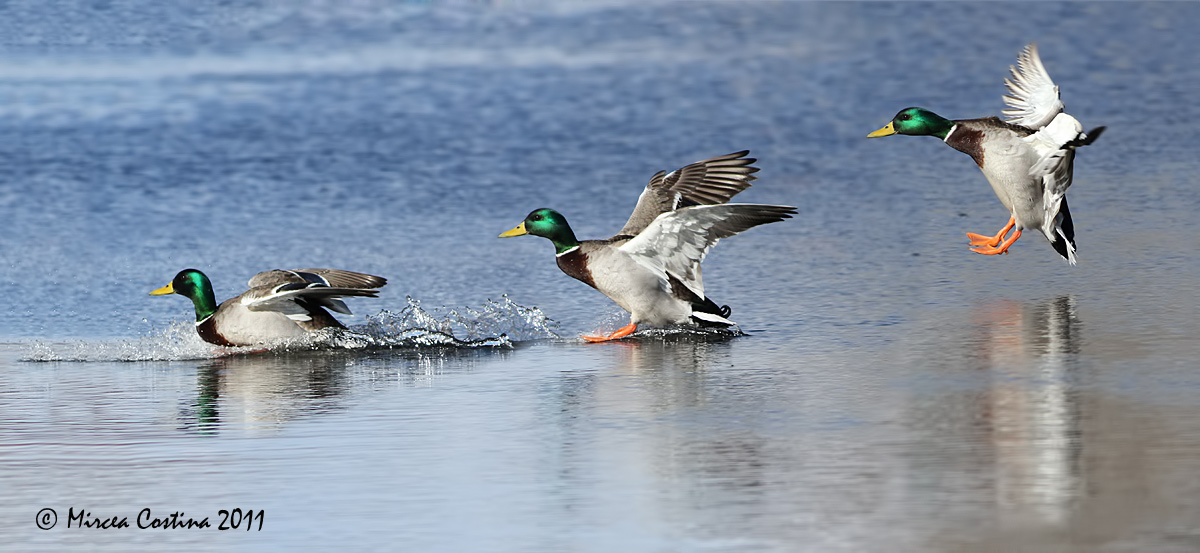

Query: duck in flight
[869,43,1104,264]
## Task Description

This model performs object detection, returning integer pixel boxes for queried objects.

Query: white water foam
[334,295,561,349]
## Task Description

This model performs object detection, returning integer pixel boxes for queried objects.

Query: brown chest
[196,316,237,347]
[945,124,987,167]
[556,248,596,289]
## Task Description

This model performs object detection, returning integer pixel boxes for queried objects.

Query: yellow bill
[498,222,528,238]
[149,282,175,296]
[867,121,896,138]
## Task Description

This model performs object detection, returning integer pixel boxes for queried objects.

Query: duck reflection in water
[548,336,780,511]
[179,352,354,435]
[178,348,511,434]
[970,295,1082,524]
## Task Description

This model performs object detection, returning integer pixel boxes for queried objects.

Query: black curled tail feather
[690,296,733,328]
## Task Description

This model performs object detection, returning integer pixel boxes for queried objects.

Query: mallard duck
[499,150,796,342]
[868,43,1104,264]
[150,268,386,346]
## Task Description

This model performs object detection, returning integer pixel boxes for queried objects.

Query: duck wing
[618,203,796,299]
[248,269,387,290]
[241,268,384,321]
[1002,43,1065,130]
[1024,117,1107,266]
[1026,117,1105,207]
[617,151,760,236]
[238,283,382,321]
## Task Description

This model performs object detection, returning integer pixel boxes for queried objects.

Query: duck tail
[1049,197,1077,265]
[1065,126,1106,149]
[691,297,735,327]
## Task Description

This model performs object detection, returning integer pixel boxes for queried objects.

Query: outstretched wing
[248,268,387,290]
[618,203,796,299]
[617,151,760,236]
[1002,43,1064,130]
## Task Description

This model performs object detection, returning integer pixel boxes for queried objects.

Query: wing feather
[1002,43,1064,130]
[618,151,760,236]
[249,269,387,289]
[618,204,796,299]
[240,284,381,320]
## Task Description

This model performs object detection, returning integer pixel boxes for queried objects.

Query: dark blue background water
[3,2,1200,551]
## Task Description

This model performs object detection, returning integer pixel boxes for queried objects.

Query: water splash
[23,320,223,362]
[22,295,559,362]
[327,295,561,349]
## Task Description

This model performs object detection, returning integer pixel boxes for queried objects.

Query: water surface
[3,2,1200,551]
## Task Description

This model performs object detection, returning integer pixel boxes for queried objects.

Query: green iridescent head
[868,107,955,139]
[499,208,581,255]
[150,268,219,321]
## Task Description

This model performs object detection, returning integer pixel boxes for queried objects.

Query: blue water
[3,1,1200,551]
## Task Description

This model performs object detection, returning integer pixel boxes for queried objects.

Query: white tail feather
[1057,226,1077,266]
[691,311,735,325]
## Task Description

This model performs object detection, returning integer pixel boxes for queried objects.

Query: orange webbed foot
[970,229,1022,256]
[965,217,1016,247]
[581,323,637,343]
[969,244,1007,255]
[966,232,1001,247]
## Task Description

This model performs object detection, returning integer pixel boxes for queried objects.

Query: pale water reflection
[176,348,515,435]
[890,296,1200,551]
[179,353,357,435]
[972,296,1080,525]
